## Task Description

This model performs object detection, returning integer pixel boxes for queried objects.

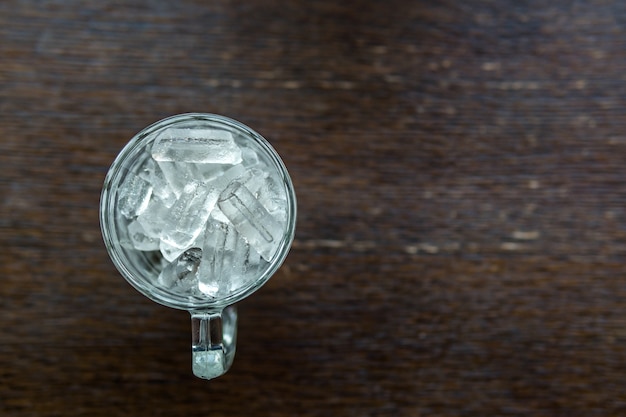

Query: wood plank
[1,0,626,415]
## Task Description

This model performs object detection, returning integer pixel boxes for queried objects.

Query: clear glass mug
[100,113,296,380]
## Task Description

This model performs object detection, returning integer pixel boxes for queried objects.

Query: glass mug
[100,113,296,379]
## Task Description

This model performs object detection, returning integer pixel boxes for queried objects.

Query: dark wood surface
[2,0,626,415]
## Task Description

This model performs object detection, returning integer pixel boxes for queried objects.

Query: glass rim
[100,113,297,311]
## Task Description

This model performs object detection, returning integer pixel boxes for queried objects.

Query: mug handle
[190,305,238,380]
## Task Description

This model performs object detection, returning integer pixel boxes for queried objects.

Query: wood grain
[1,0,626,415]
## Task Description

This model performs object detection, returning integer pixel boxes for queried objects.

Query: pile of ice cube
[117,127,288,298]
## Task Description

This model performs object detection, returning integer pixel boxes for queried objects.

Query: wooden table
[1,0,626,415]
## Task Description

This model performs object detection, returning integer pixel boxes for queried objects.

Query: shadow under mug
[100,113,296,379]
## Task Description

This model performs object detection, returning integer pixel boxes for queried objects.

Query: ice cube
[236,168,268,196]
[138,158,177,207]
[118,174,153,219]
[257,174,288,219]
[158,247,202,291]
[160,182,215,249]
[156,160,197,198]
[200,164,248,223]
[190,163,228,183]
[240,144,260,168]
[198,220,263,296]
[217,181,283,261]
[209,207,230,223]
[136,198,170,239]
[244,244,262,274]
[151,128,242,164]
[197,221,230,297]
[208,163,246,188]
[127,220,160,251]
[225,232,263,293]
[159,239,187,262]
